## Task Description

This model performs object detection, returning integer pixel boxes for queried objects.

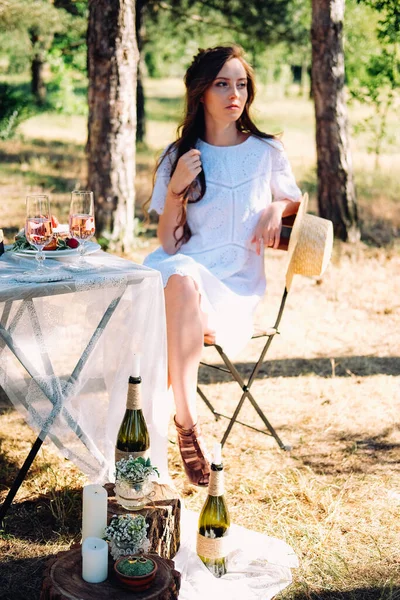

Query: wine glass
[68,191,95,270]
[25,195,53,272]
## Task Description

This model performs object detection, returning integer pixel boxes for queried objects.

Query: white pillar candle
[82,484,107,542]
[82,537,108,583]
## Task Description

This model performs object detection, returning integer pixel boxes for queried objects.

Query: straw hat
[285,193,333,291]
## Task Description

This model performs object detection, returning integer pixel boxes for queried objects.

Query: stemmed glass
[68,191,95,270]
[25,195,54,273]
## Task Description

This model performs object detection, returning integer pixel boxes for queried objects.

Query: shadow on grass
[198,355,400,385]
[0,137,85,192]
[0,143,84,166]
[0,448,21,493]
[0,437,80,507]
[1,487,82,542]
[300,434,400,476]
[286,587,400,600]
[0,554,53,600]
[26,138,84,151]
[297,429,400,475]
[360,210,399,247]
[0,392,81,503]
[0,164,78,193]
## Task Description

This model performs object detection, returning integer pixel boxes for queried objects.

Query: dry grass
[1,242,399,600]
[0,81,399,600]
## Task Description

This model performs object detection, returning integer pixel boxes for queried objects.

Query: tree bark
[87,0,139,251]
[311,0,360,242]
[136,0,146,144]
[29,30,46,106]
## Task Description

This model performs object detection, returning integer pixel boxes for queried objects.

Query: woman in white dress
[144,45,301,486]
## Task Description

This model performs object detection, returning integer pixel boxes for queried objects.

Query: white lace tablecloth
[0,249,171,483]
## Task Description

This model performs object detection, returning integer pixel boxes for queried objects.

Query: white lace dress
[143,135,301,357]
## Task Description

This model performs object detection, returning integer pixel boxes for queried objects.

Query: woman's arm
[157,148,202,255]
[251,198,301,255]
[157,186,185,254]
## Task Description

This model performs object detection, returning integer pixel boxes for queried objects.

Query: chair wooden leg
[198,289,291,451]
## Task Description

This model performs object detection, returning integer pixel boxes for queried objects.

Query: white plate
[13,241,101,259]
[12,273,74,283]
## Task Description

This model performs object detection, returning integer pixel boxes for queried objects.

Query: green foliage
[115,456,159,485]
[52,0,88,73]
[345,0,381,86]
[0,0,87,107]
[0,82,35,139]
[46,50,87,115]
[349,0,400,166]
[0,0,63,32]
[104,514,149,551]
[143,3,237,78]
[142,0,295,77]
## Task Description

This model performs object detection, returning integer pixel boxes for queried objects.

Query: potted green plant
[114,553,158,591]
[104,513,150,560]
[114,456,159,510]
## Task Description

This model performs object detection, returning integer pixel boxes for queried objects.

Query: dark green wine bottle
[115,355,150,463]
[197,443,230,578]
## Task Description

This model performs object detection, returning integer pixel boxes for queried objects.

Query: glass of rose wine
[68,190,95,270]
[25,195,53,272]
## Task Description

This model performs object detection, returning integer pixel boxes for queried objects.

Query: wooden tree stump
[40,548,181,600]
[104,482,181,559]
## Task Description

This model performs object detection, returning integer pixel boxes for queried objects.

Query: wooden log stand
[40,549,181,600]
[105,482,181,560]
[40,482,181,599]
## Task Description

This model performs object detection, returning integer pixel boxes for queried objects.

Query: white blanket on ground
[174,508,298,600]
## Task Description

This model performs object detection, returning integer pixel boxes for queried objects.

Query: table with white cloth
[0,250,171,502]
[0,248,298,599]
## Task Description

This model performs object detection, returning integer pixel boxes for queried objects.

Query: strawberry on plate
[66,238,79,249]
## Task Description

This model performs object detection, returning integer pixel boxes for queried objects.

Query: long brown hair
[156,44,276,246]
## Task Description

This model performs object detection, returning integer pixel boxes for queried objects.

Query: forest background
[0,1,399,599]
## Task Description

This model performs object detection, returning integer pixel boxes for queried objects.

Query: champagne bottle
[197,442,230,578]
[115,354,150,463]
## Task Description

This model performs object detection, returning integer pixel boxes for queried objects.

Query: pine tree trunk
[136,0,146,144]
[31,55,46,105]
[311,0,360,242]
[87,0,139,252]
[29,30,46,106]
[136,61,146,144]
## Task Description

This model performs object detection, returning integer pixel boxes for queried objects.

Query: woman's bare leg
[164,275,212,429]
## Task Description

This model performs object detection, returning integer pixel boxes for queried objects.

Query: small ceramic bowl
[114,555,158,591]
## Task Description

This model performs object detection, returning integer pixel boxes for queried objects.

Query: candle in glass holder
[82,484,107,542]
[82,537,108,583]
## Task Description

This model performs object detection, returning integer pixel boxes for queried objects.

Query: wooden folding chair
[197,215,297,451]
[197,287,290,451]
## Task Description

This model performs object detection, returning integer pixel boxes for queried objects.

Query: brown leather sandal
[174,417,211,487]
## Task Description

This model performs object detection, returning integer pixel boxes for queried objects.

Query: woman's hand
[251,202,286,255]
[169,149,202,196]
